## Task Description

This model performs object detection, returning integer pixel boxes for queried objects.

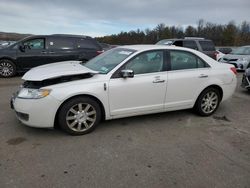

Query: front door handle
[48,51,55,54]
[41,51,47,54]
[198,74,208,78]
[153,79,165,83]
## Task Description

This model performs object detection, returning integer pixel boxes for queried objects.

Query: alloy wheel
[66,103,97,132]
[0,61,14,77]
[201,91,219,114]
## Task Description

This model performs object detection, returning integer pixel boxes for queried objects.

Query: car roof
[158,38,212,41]
[118,44,196,52]
[21,34,92,41]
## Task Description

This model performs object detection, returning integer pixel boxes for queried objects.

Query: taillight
[97,50,104,55]
[214,51,219,59]
[230,67,237,75]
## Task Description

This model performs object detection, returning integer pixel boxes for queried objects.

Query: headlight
[237,58,248,64]
[17,88,51,99]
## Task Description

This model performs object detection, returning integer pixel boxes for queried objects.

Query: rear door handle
[48,51,55,54]
[198,74,208,78]
[41,51,47,54]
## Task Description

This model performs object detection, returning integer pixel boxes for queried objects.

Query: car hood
[223,54,250,60]
[22,61,98,81]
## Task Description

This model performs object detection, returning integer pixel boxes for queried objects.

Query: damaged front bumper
[241,74,250,90]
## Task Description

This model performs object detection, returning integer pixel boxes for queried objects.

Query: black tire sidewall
[0,59,16,77]
[58,97,101,135]
[195,88,221,116]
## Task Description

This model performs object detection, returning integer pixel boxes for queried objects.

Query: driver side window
[125,51,164,74]
[23,38,45,50]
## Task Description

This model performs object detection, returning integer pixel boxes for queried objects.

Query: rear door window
[199,41,215,51]
[183,40,198,50]
[48,37,75,50]
[172,40,183,47]
[170,50,209,71]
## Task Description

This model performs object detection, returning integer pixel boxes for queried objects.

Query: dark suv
[0,34,103,77]
[156,37,217,60]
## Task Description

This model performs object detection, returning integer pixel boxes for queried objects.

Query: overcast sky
[0,0,249,37]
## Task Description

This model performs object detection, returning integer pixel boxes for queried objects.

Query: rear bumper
[221,78,237,102]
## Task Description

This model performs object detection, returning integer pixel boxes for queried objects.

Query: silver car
[219,46,250,71]
[241,65,250,91]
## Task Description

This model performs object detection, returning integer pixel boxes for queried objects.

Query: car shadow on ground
[13,109,196,138]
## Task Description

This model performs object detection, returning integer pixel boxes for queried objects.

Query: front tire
[194,87,221,116]
[0,59,16,77]
[58,97,101,135]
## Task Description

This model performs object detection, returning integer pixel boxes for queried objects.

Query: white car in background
[219,46,250,70]
[11,45,237,135]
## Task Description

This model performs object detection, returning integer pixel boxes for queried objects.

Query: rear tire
[0,59,16,77]
[194,87,221,116]
[58,97,101,135]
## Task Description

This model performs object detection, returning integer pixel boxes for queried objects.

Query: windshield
[230,46,250,55]
[156,40,174,45]
[84,48,136,74]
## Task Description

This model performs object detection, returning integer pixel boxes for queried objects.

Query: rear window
[76,38,100,50]
[199,41,215,51]
[156,40,174,45]
[48,37,75,49]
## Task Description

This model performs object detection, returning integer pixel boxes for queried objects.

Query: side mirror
[19,45,25,52]
[121,69,134,78]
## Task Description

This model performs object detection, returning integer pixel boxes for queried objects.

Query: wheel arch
[194,84,223,107]
[54,94,106,129]
[0,57,17,68]
[0,57,16,63]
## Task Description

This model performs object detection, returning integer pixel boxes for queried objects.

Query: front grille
[16,111,29,121]
[223,58,238,62]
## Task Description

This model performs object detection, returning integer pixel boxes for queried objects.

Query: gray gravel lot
[0,74,250,188]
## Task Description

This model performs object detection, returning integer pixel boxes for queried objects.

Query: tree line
[96,20,250,46]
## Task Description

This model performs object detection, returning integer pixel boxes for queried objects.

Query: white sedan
[11,45,237,135]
